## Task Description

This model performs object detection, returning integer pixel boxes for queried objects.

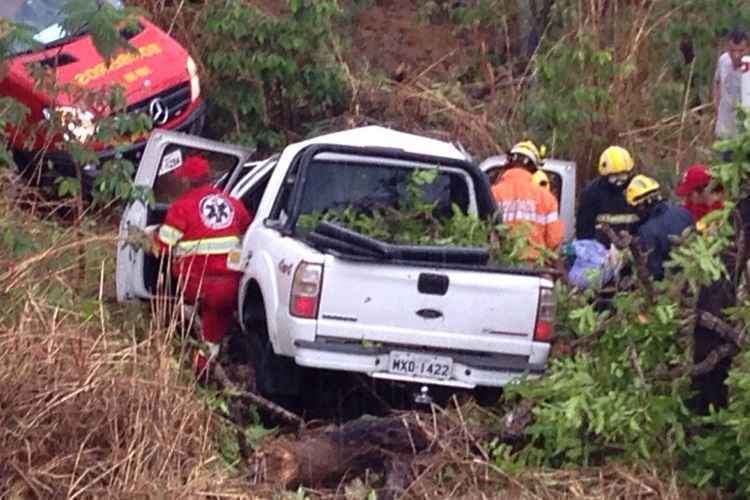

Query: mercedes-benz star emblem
[148,98,169,125]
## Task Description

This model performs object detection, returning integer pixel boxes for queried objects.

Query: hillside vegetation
[2,1,750,498]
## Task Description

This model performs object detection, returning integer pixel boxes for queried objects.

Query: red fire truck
[1,0,205,186]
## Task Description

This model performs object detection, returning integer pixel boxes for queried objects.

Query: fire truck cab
[1,0,205,186]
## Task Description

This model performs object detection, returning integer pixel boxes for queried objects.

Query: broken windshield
[2,0,123,54]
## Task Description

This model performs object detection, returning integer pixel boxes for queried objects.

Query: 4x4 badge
[278,259,293,275]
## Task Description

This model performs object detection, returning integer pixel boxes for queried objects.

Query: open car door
[116,130,254,302]
[478,155,577,241]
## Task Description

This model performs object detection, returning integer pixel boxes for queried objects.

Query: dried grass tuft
[0,171,248,499]
[0,289,234,498]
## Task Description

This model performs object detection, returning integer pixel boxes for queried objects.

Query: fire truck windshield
[2,0,123,54]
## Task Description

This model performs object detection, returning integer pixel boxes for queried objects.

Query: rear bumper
[293,338,548,389]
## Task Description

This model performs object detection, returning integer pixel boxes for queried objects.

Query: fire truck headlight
[45,106,96,143]
[187,56,200,101]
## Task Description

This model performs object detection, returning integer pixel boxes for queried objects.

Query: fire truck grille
[127,83,191,124]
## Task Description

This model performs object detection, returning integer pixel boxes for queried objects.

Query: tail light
[534,286,555,342]
[290,262,323,318]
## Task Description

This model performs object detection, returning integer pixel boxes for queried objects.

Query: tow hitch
[414,385,432,405]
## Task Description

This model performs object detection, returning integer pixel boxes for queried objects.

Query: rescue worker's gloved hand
[607,244,624,277]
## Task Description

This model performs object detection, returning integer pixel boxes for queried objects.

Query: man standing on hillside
[714,31,749,146]
[492,141,564,262]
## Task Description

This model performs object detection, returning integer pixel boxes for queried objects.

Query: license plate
[389,351,453,380]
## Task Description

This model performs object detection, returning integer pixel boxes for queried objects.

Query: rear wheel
[242,291,302,411]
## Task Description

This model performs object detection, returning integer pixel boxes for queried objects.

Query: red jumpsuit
[157,185,252,345]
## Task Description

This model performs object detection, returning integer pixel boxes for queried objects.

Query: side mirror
[264,218,293,236]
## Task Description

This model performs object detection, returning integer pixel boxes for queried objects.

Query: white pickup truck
[117,126,576,402]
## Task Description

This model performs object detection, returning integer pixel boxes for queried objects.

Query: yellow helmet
[599,146,635,176]
[625,174,661,206]
[532,169,550,189]
[509,140,545,169]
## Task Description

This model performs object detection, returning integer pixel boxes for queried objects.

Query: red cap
[676,164,712,196]
[174,155,209,179]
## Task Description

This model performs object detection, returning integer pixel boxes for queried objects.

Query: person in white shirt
[713,31,749,143]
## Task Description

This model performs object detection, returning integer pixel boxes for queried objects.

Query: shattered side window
[151,144,239,205]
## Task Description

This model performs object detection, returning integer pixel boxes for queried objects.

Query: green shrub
[498,110,750,497]
[200,0,347,150]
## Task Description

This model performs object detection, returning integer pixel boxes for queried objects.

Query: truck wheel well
[242,281,268,340]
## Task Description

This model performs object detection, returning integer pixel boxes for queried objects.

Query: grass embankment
[0,171,710,498]
[0,174,249,498]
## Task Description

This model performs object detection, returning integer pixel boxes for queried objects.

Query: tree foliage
[299,169,535,267]
[200,0,346,149]
[495,119,750,496]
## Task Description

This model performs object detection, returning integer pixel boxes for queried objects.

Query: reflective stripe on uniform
[158,224,184,246]
[596,213,639,224]
[174,236,241,256]
[539,211,559,224]
[500,200,558,225]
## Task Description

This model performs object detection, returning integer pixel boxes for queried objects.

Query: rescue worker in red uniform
[155,155,252,378]
[675,164,723,228]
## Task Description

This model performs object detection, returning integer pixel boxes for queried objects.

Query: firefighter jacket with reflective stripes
[157,185,252,278]
[576,176,640,246]
[637,201,694,281]
[492,168,565,259]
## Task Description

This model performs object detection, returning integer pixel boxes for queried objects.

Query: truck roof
[282,125,469,161]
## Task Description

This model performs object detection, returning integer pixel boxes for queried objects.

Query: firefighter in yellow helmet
[532,169,550,190]
[492,140,564,260]
[576,146,641,246]
[625,175,694,280]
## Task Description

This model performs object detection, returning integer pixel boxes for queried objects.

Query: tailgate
[316,256,542,356]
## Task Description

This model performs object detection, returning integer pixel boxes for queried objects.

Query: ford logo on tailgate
[416,308,443,319]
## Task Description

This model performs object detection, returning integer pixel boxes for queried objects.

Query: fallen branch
[657,342,738,381]
[244,398,540,491]
[628,340,647,387]
[252,413,429,488]
[691,343,739,377]
[212,363,304,428]
[697,311,746,347]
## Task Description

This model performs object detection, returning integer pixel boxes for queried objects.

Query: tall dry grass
[0,174,251,499]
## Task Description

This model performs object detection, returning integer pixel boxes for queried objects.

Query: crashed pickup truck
[117,126,573,401]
